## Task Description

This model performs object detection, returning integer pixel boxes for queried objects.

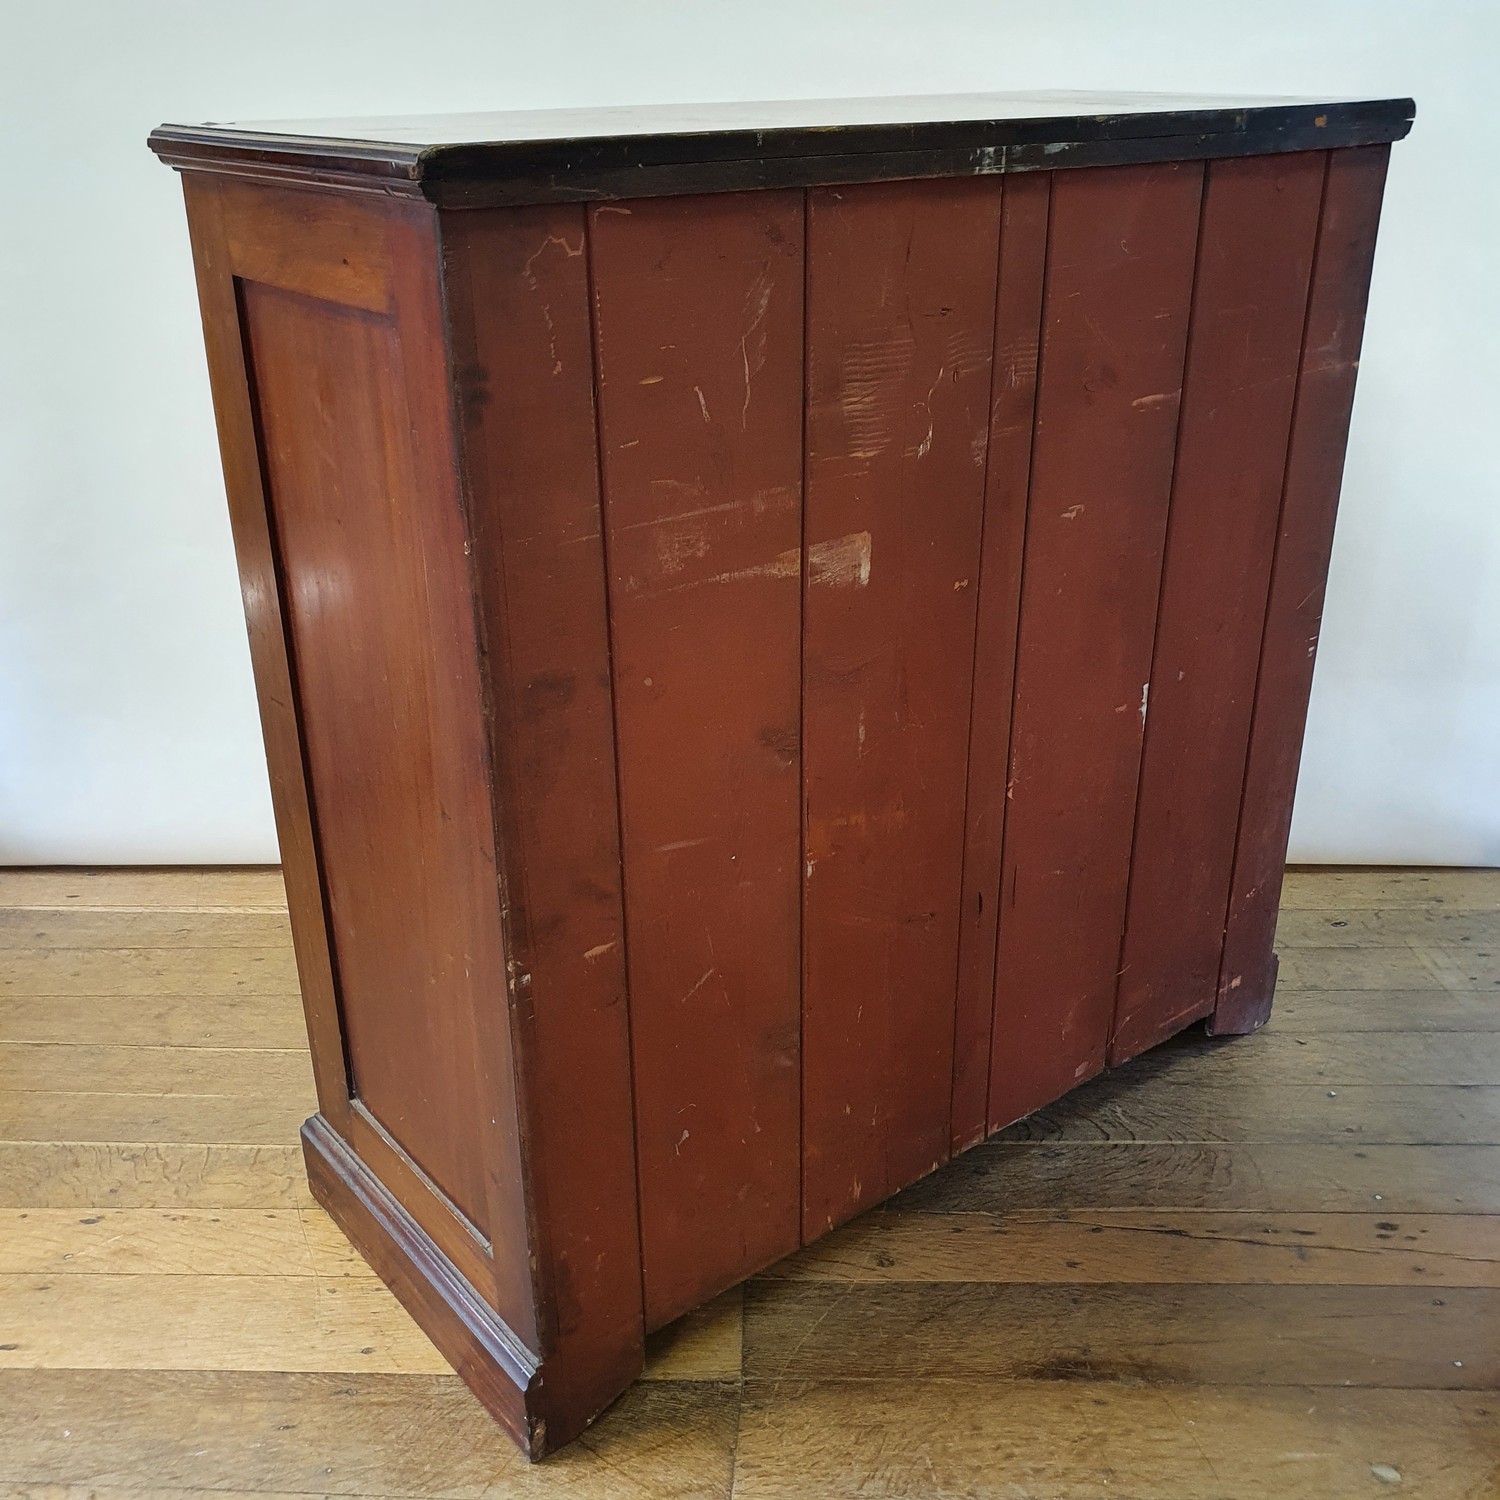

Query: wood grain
[896,1142,1500,1213]
[0,949,298,996]
[990,1078,1500,1145]
[799,177,999,1234]
[0,1272,451,1372]
[0,911,292,948]
[1277,945,1482,990]
[175,178,352,1149]
[641,1288,744,1382]
[0,1370,738,1500]
[1277,906,1500,947]
[1279,868,1500,910]
[240,269,507,1239]
[0,993,305,1049]
[763,1208,1500,1286]
[0,869,287,912]
[741,1280,1500,1386]
[0,1091,310,1146]
[0,1208,365,1277]
[0,1142,312,1209]
[1,1044,314,1098]
[1120,1029,1500,1087]
[1271,988,1500,1032]
[732,1381,1498,1500]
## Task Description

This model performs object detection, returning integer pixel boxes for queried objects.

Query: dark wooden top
[149,91,1414,209]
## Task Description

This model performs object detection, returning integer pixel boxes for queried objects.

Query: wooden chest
[150,91,1412,1458]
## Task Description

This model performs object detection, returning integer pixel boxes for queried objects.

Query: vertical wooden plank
[800,178,1001,1235]
[1214,146,1392,1035]
[588,191,805,1326]
[950,173,1051,1152]
[1110,153,1328,1064]
[988,161,1203,1132]
[441,204,645,1418]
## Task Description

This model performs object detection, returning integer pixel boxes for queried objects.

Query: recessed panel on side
[988,161,1203,1131]
[588,192,805,1327]
[1111,152,1327,1064]
[240,282,505,1237]
[801,178,1000,1235]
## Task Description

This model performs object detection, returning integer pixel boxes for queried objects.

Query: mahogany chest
[150,90,1412,1458]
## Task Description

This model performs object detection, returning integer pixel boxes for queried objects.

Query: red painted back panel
[800,179,1000,1235]
[988,162,1203,1130]
[519,157,1378,1316]
[588,192,806,1327]
[1110,153,1326,1063]
[950,173,1051,1151]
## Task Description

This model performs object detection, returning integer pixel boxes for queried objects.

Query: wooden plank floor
[1,867,1497,1497]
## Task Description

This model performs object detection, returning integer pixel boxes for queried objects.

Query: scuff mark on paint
[523,233,583,283]
[840,331,917,461]
[583,941,616,963]
[808,530,873,589]
[750,484,799,516]
[656,837,710,853]
[739,266,775,429]
[626,530,871,597]
[1140,681,1150,726]
[681,969,716,1005]
[630,546,799,596]
[654,524,712,577]
[619,499,737,533]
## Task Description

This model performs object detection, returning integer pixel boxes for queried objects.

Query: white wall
[1,0,1495,865]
